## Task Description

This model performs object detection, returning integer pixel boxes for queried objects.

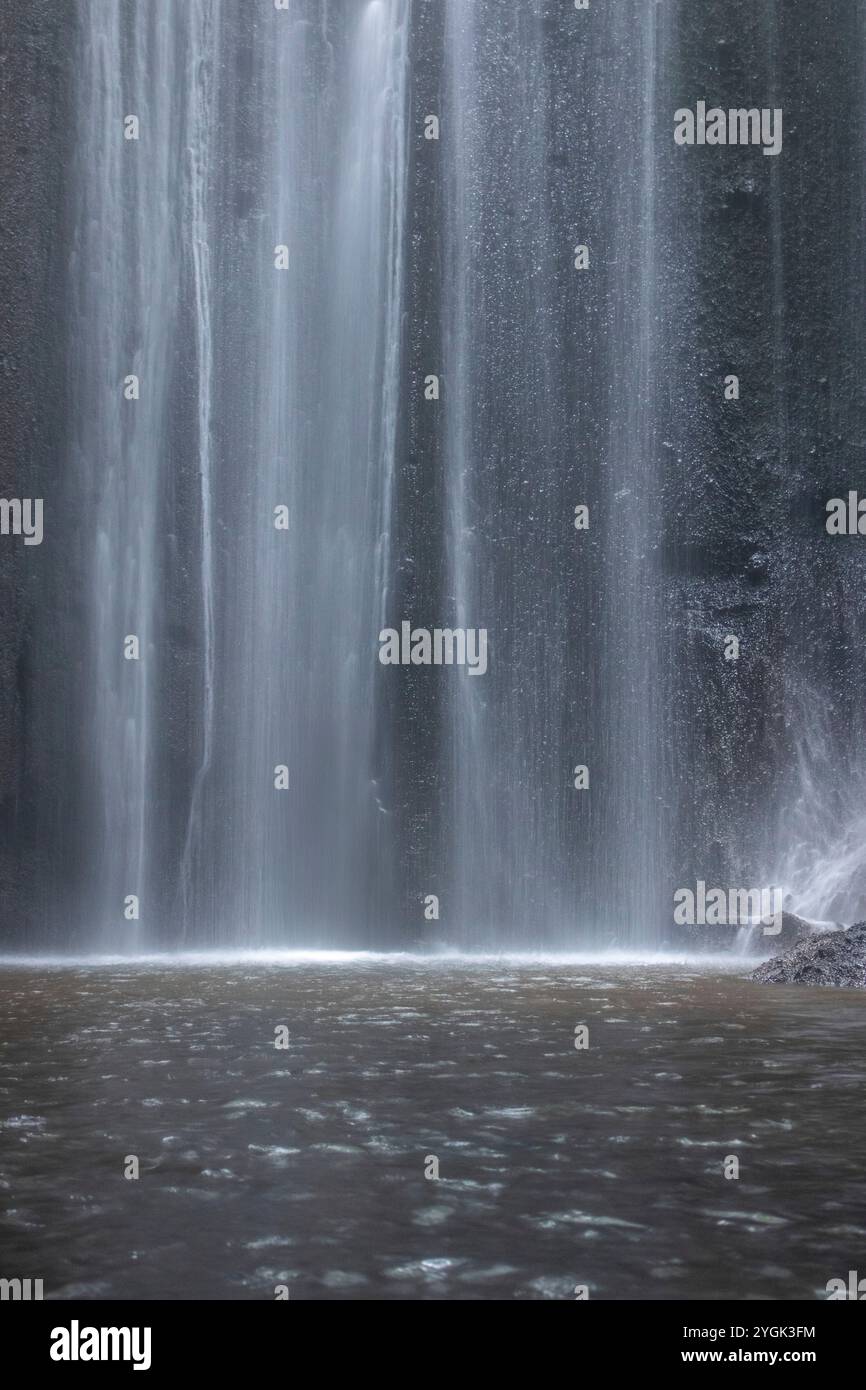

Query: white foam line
[0,949,755,970]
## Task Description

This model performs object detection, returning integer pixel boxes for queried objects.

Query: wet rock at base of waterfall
[750,911,828,951]
[676,911,817,954]
[751,922,866,988]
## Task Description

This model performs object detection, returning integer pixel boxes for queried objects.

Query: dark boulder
[676,911,821,955]
[751,922,866,988]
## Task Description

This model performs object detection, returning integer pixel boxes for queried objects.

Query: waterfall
[442,1,574,947]
[441,0,671,946]
[8,0,866,966]
[178,0,219,931]
[69,0,188,946]
[52,0,677,953]
[588,1,671,945]
[62,1,409,949]
[205,1,408,945]
[39,0,846,954]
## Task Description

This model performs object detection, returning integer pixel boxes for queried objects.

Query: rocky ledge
[751,921,866,988]
[677,911,830,955]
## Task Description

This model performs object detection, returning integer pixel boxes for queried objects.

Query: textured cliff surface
[0,0,70,939]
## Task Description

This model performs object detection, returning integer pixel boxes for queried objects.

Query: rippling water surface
[1,958,864,1300]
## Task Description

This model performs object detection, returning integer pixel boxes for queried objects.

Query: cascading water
[28,0,863,954]
[209,0,409,946]
[441,0,671,947]
[38,0,678,953]
[178,0,219,932]
[68,0,188,948]
[587,1,673,945]
[60,0,410,950]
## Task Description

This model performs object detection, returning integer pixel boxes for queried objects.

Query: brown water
[1,957,864,1300]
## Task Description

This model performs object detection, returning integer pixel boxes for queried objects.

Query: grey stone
[751,922,866,989]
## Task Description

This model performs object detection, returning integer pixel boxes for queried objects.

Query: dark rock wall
[664,0,866,918]
[0,0,71,941]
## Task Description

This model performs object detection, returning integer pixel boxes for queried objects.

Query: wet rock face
[674,911,819,955]
[0,0,71,942]
[751,923,866,988]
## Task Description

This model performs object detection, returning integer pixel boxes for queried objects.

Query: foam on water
[0,949,752,970]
